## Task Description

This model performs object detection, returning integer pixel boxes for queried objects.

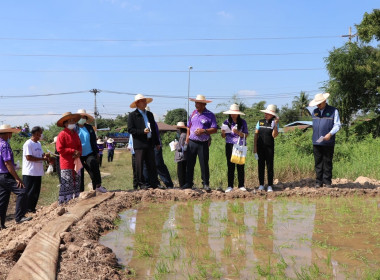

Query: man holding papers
[309,93,341,188]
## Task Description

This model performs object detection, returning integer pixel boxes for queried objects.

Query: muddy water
[100,198,380,279]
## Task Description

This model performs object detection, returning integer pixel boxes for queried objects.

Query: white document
[221,124,231,133]
[316,136,324,143]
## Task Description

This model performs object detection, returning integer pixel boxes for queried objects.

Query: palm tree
[292,91,311,118]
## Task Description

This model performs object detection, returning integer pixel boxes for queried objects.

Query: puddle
[100,198,380,279]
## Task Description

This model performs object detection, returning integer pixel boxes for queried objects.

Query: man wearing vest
[309,93,341,188]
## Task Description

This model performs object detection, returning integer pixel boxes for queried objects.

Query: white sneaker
[239,187,247,191]
[267,186,273,192]
[225,187,233,193]
[258,185,265,191]
[96,186,107,193]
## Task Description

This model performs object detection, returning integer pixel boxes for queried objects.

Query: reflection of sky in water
[100,199,380,278]
[99,209,137,266]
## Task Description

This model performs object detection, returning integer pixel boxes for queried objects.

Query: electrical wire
[0,52,326,58]
[0,68,324,73]
[0,35,341,42]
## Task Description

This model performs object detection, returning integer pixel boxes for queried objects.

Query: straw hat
[97,139,104,144]
[77,109,95,123]
[223,104,245,115]
[107,138,114,143]
[176,121,187,129]
[130,94,153,109]
[189,94,212,103]
[309,93,330,107]
[0,124,21,134]
[57,112,81,127]
[260,104,278,118]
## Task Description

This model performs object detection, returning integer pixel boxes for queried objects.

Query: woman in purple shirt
[221,104,249,193]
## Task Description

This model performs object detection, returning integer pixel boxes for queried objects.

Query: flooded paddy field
[101,197,380,279]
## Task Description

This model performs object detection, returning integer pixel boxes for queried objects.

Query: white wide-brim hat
[223,104,245,115]
[189,94,212,103]
[107,138,114,143]
[309,93,330,107]
[77,109,95,123]
[0,124,21,134]
[176,121,187,129]
[97,139,104,144]
[130,94,153,108]
[260,104,278,118]
[57,112,81,127]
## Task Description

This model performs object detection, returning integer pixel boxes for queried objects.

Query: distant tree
[278,105,299,125]
[42,123,63,143]
[292,91,311,118]
[164,108,187,125]
[356,9,380,43]
[114,114,128,128]
[324,10,380,137]
[325,43,379,136]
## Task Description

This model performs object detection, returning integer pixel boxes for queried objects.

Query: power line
[0,35,341,42]
[0,68,324,73]
[0,90,88,98]
[0,52,326,58]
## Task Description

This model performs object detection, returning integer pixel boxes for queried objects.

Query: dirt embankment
[1,176,379,280]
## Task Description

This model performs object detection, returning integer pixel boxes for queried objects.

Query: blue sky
[0,0,378,128]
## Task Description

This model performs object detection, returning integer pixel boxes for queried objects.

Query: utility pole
[342,26,357,42]
[90,89,101,129]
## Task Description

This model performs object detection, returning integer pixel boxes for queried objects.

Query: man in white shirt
[22,126,50,213]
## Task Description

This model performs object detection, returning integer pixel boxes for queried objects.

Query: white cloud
[237,90,257,97]
[217,11,233,19]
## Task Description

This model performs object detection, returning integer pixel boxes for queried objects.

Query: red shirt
[56,128,82,169]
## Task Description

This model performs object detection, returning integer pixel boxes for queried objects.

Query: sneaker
[239,187,247,191]
[267,186,273,192]
[16,216,32,224]
[96,186,107,193]
[324,184,333,188]
[314,184,323,188]
[258,185,265,191]
[225,187,233,193]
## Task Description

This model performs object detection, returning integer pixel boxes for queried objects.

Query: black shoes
[180,183,193,190]
[203,185,211,193]
[0,224,7,230]
[16,216,32,224]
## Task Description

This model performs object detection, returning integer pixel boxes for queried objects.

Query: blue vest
[312,104,336,146]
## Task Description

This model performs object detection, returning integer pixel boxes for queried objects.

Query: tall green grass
[162,129,380,188]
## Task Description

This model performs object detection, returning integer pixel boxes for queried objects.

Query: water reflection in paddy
[100,198,380,279]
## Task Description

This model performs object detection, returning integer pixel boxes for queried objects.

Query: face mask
[68,124,76,130]
[78,118,86,125]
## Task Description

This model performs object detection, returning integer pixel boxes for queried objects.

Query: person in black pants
[0,124,32,229]
[174,122,187,188]
[97,139,104,167]
[127,94,161,189]
[309,93,341,188]
[254,105,279,192]
[76,109,107,193]
[182,95,218,192]
[221,104,249,193]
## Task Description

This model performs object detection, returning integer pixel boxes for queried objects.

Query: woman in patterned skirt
[56,112,82,204]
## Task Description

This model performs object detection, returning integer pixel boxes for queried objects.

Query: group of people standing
[0,92,340,228]
[127,92,341,193]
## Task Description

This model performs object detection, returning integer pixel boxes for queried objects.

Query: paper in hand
[316,136,324,143]
[221,124,231,133]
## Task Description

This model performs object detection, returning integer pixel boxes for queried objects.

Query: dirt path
[0,177,379,280]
